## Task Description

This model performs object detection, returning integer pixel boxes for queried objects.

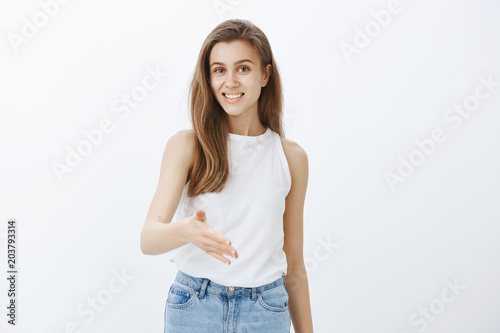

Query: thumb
[195,210,206,221]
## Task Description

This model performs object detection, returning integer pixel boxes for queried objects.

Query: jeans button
[228,287,234,292]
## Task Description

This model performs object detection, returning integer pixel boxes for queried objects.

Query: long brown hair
[187,19,284,197]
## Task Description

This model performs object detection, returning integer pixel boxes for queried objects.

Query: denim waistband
[173,270,286,300]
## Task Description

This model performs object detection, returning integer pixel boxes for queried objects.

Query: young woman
[140,19,313,332]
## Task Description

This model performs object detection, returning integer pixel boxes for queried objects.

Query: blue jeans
[164,270,291,332]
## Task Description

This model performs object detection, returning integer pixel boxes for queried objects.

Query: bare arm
[140,130,239,263]
[140,130,195,255]
[281,138,314,333]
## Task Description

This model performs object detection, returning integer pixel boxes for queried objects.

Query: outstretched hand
[185,210,238,265]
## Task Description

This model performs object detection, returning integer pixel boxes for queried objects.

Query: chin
[223,109,245,117]
[218,104,245,115]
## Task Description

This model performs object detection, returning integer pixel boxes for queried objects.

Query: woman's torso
[167,126,291,288]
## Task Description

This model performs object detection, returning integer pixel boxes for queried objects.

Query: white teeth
[225,93,243,99]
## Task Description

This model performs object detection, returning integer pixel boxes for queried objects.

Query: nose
[225,70,239,88]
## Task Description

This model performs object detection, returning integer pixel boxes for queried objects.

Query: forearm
[285,266,314,333]
[140,218,190,255]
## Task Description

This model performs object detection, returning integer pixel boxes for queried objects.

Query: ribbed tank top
[166,126,291,287]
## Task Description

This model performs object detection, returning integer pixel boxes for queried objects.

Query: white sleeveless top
[166,126,291,287]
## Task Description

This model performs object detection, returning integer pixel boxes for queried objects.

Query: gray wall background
[1,0,499,332]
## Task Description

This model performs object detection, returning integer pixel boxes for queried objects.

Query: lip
[222,92,244,104]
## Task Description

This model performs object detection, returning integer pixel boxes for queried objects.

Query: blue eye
[213,66,249,74]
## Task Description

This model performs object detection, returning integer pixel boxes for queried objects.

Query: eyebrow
[210,59,255,67]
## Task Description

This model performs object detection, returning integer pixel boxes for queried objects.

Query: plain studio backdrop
[1,0,499,332]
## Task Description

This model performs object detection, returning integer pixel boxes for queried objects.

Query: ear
[261,64,272,87]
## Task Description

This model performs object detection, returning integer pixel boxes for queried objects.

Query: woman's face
[209,40,271,117]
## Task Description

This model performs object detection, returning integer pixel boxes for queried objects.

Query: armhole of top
[276,134,292,196]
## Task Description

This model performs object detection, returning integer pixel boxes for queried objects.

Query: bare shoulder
[169,129,196,153]
[174,128,195,139]
[281,137,308,167]
[164,129,197,178]
[280,137,308,181]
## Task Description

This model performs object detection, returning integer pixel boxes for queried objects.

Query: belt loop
[198,278,209,299]
[252,287,257,301]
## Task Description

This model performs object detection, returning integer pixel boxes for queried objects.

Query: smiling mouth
[223,93,244,99]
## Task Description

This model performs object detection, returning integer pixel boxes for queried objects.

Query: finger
[207,251,231,265]
[202,226,238,257]
[216,236,238,257]
[221,241,238,258]
[205,229,231,247]
[206,239,238,258]
[195,210,206,221]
